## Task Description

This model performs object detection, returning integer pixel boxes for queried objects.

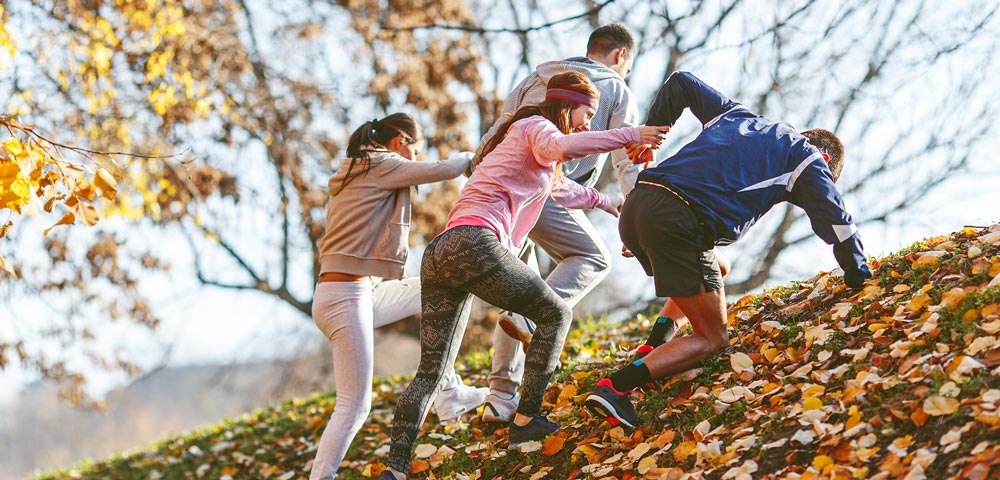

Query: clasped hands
[628,125,670,165]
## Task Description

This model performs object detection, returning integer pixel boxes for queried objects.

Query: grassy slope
[32,224,1000,480]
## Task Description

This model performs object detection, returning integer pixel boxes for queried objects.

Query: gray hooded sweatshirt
[474,57,641,195]
[318,150,470,279]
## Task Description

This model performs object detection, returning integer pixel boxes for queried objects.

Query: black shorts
[619,183,723,297]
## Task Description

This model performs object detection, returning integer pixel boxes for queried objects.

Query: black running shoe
[377,470,399,480]
[585,378,638,430]
[508,415,559,449]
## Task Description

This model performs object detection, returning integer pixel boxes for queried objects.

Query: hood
[533,57,624,85]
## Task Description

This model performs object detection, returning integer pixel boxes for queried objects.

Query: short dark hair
[587,23,634,57]
[801,129,844,182]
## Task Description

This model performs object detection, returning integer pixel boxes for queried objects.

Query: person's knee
[707,327,729,351]
[556,301,573,323]
[334,399,372,433]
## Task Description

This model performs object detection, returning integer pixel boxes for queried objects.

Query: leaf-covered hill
[32,224,1000,480]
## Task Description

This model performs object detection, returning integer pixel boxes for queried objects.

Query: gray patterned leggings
[387,226,573,472]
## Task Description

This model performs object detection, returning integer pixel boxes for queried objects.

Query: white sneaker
[481,391,519,423]
[434,378,489,421]
[498,311,536,351]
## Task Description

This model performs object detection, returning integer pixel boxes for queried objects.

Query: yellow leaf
[893,284,911,293]
[94,167,118,200]
[803,397,823,411]
[868,323,888,333]
[575,444,600,456]
[673,441,697,461]
[907,292,933,312]
[940,287,968,308]
[44,211,76,235]
[74,202,99,226]
[555,384,577,408]
[923,395,959,416]
[813,454,834,470]
[762,347,781,363]
[730,352,754,373]
[0,220,11,238]
[990,262,1000,278]
[912,254,941,269]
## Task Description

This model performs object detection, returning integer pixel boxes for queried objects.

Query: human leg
[637,248,730,358]
[455,233,573,420]
[487,200,609,418]
[309,280,375,480]
[589,183,728,428]
[373,277,486,420]
[386,233,476,474]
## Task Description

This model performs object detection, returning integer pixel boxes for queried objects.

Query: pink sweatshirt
[446,115,640,252]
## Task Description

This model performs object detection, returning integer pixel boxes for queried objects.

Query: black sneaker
[585,378,638,430]
[508,415,559,449]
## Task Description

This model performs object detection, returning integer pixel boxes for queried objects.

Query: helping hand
[626,142,654,165]
[637,125,669,147]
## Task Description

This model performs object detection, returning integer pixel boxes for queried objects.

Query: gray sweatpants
[488,197,612,395]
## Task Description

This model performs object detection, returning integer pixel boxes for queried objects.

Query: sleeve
[789,155,870,285]
[549,177,611,211]
[526,120,640,168]
[645,71,741,128]
[376,153,471,190]
[608,87,643,195]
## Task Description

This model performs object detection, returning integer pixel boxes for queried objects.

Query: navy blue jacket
[639,71,868,278]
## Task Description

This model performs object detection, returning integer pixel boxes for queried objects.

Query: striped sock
[608,360,652,393]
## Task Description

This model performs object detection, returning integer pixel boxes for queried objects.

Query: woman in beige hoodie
[309,113,483,479]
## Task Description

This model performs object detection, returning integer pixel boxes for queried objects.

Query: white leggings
[309,277,457,479]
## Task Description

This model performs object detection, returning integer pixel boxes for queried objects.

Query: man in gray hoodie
[474,23,642,423]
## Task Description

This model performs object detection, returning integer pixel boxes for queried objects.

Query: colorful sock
[644,316,675,347]
[608,360,652,393]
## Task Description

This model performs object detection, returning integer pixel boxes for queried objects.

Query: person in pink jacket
[380,72,667,480]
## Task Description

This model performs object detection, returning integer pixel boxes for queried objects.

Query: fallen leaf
[730,352,754,373]
[541,435,565,456]
[923,395,959,416]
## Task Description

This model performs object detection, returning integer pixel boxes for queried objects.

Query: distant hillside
[31,224,1000,480]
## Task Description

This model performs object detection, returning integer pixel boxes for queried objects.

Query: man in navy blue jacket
[584,71,872,429]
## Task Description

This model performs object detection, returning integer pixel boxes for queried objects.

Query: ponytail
[337,113,422,194]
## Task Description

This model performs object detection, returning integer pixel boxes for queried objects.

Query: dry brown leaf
[414,443,437,459]
[94,167,118,200]
[627,443,650,459]
[636,455,657,474]
[43,211,75,235]
[923,395,959,416]
[540,435,565,456]
[730,352,753,373]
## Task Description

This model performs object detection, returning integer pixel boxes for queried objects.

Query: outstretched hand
[638,125,669,147]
